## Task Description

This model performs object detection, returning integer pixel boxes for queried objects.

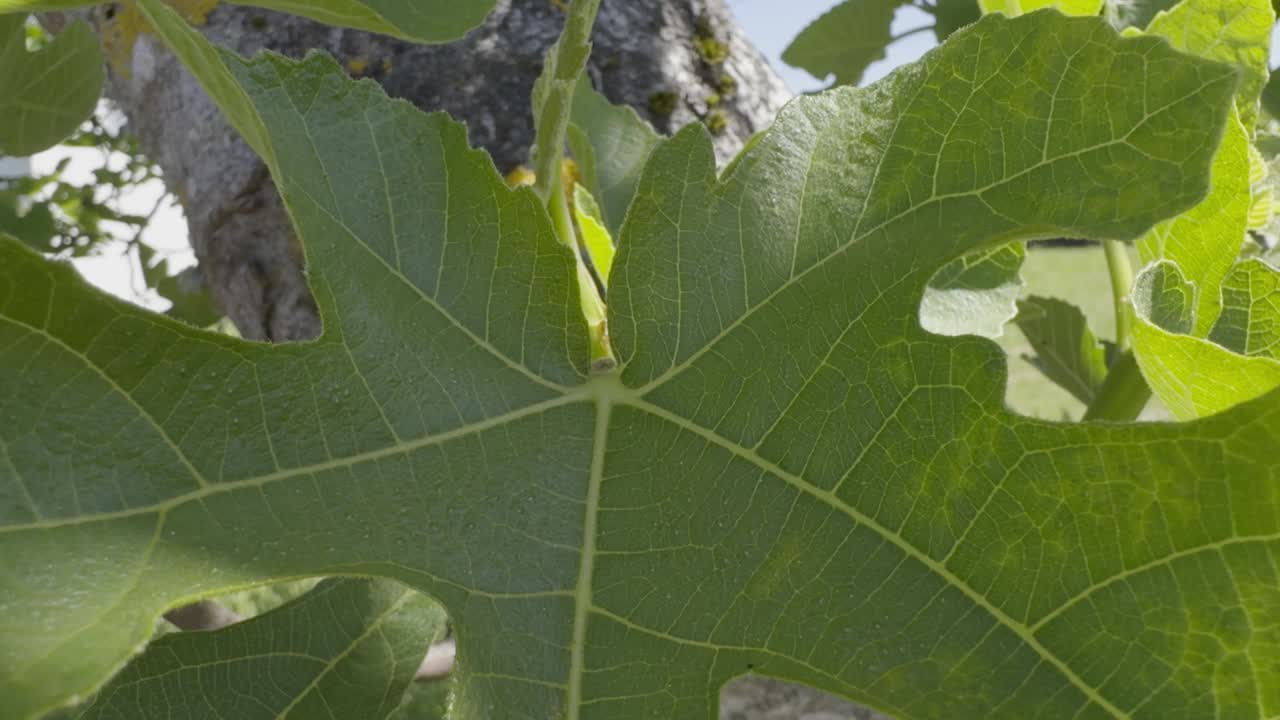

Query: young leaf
[573,183,616,285]
[74,579,445,719]
[919,242,1025,338]
[1013,295,1115,405]
[1137,111,1251,334]
[781,0,903,87]
[567,77,661,237]
[1132,260,1280,417]
[4,11,1277,720]
[0,13,103,156]
[1145,0,1274,132]
[1206,257,1280,358]
[0,0,497,44]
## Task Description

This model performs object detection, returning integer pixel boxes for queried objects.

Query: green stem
[1102,239,1134,351]
[1084,240,1150,421]
[1083,351,1151,421]
[531,0,603,205]
[548,169,576,248]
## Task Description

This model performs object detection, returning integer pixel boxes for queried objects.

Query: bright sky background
[18,3,1280,309]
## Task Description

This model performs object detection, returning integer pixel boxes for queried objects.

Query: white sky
[16,3,1280,309]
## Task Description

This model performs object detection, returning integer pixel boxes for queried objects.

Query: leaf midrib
[627,396,1132,718]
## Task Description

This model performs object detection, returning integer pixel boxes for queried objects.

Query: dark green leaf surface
[0,0,495,43]
[0,14,102,156]
[1014,296,1114,405]
[4,10,1280,720]
[75,578,444,719]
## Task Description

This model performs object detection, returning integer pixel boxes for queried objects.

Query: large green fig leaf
[1136,111,1251,335]
[4,9,1279,720]
[74,578,446,719]
[0,13,103,156]
[0,0,495,44]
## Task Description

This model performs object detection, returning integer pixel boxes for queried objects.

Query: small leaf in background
[932,0,982,37]
[0,193,56,251]
[1133,259,1197,333]
[0,13,103,156]
[919,242,1024,338]
[1206,257,1280,358]
[74,578,445,720]
[1145,0,1274,132]
[781,0,903,87]
[567,76,661,237]
[1014,295,1115,405]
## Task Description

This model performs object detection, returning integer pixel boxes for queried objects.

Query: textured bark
[91,2,889,717]
[98,0,790,341]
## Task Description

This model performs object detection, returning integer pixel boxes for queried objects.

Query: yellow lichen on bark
[102,0,218,77]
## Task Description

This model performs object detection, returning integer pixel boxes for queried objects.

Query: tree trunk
[94,1,889,717]
[98,0,790,342]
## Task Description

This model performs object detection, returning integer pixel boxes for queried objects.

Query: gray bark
[92,1,889,717]
[98,0,790,341]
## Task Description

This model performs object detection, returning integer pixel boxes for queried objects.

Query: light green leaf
[1132,261,1280,417]
[781,0,904,87]
[978,0,1102,17]
[567,77,661,237]
[1146,0,1274,131]
[573,183,615,285]
[919,243,1025,338]
[0,13,102,156]
[0,0,496,44]
[1134,259,1197,333]
[1013,295,1115,405]
[74,578,445,719]
[5,11,1280,720]
[0,193,57,251]
[1207,257,1280,358]
[1137,110,1251,334]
